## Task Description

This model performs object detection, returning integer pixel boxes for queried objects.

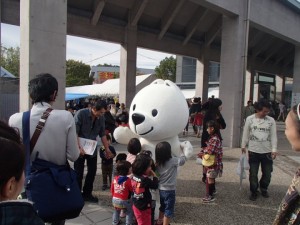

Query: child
[193,110,204,138]
[112,153,127,177]
[111,161,133,225]
[100,134,116,191]
[198,120,223,203]
[0,121,44,225]
[117,112,129,127]
[126,138,142,164]
[131,153,159,225]
[140,150,157,225]
[112,153,128,219]
[155,141,186,225]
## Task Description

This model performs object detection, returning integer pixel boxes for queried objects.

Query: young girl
[198,120,223,203]
[131,153,158,225]
[111,161,133,225]
[155,141,186,225]
[126,138,142,164]
[273,103,300,224]
[0,121,44,225]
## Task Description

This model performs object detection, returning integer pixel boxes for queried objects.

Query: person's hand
[197,152,204,158]
[150,169,157,177]
[105,149,113,159]
[241,148,246,154]
[79,146,85,156]
[271,152,277,160]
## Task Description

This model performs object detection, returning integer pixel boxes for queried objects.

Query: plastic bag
[237,153,249,189]
[196,157,202,165]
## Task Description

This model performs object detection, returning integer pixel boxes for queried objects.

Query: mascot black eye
[133,104,136,111]
[152,109,158,117]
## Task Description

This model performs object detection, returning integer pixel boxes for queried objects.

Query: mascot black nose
[132,113,145,125]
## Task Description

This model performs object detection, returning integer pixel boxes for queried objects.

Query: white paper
[79,137,97,155]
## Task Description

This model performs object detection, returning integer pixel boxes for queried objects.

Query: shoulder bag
[22,108,84,222]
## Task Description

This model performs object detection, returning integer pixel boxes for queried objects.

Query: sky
[1,23,173,69]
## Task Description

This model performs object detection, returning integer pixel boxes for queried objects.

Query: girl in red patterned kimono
[273,104,300,225]
[198,120,223,203]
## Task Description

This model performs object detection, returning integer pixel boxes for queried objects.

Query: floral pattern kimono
[273,169,300,225]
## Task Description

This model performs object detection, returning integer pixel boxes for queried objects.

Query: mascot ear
[151,79,164,85]
[180,141,194,159]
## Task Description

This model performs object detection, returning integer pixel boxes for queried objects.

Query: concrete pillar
[195,56,209,102]
[281,75,286,102]
[244,69,252,105]
[276,75,283,101]
[176,56,183,82]
[119,25,137,108]
[291,46,300,107]
[20,0,67,111]
[219,10,249,147]
[244,68,255,104]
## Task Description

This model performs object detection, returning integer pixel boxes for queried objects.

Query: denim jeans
[248,151,273,193]
[112,197,133,225]
[159,190,176,218]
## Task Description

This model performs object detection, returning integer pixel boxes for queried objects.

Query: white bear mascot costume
[114,79,193,158]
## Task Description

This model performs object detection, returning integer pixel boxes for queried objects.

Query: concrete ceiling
[1,0,297,76]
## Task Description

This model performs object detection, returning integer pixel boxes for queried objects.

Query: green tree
[1,45,20,77]
[66,59,93,87]
[154,56,176,82]
[96,63,119,67]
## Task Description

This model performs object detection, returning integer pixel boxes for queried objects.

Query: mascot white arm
[114,79,193,158]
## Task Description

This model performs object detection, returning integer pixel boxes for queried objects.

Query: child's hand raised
[150,169,157,177]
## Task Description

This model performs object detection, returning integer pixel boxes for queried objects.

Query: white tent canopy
[66,74,152,96]
[66,75,219,99]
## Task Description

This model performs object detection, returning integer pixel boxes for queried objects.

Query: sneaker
[102,185,107,191]
[113,220,121,225]
[249,192,258,201]
[202,196,215,203]
[261,191,269,198]
[212,190,217,196]
[83,194,99,203]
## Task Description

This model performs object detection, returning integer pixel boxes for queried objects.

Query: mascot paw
[180,141,194,159]
[113,126,137,145]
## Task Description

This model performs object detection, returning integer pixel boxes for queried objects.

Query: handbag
[22,109,84,222]
[202,154,215,167]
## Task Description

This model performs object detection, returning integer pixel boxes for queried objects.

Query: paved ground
[66,122,298,225]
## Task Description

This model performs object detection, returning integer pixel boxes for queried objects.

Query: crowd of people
[1,73,300,225]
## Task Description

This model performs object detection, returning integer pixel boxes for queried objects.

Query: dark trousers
[101,163,113,186]
[248,151,273,193]
[74,155,97,196]
[184,121,189,131]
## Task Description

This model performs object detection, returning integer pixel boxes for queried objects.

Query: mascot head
[129,79,188,141]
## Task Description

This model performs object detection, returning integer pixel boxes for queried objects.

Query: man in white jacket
[241,99,277,201]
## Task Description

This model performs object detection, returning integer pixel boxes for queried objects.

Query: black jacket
[131,175,158,210]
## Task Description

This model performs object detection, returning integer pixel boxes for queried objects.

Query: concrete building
[176,55,291,107]
[89,66,154,83]
[2,0,300,148]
